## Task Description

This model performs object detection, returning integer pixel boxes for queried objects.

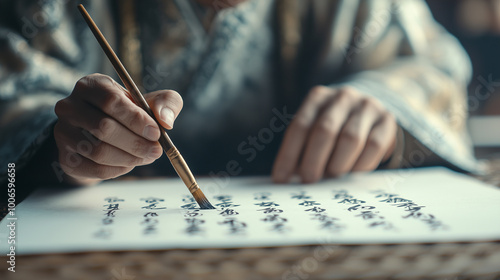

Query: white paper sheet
[1,168,500,255]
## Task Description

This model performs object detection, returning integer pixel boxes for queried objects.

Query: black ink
[355,211,382,220]
[104,197,124,203]
[298,200,320,207]
[347,204,375,212]
[305,207,326,213]
[215,202,241,208]
[261,214,288,223]
[219,218,247,235]
[337,198,366,204]
[253,192,271,201]
[291,191,311,200]
[184,210,202,217]
[144,212,158,218]
[219,208,239,216]
[254,201,280,207]
[104,203,120,210]
[181,203,198,209]
[257,207,283,214]
[140,197,167,210]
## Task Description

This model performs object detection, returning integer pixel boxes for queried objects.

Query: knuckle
[340,128,361,145]
[336,86,359,101]
[308,86,329,100]
[127,109,144,129]
[316,118,337,136]
[88,143,107,163]
[291,116,310,131]
[54,99,67,117]
[359,97,371,108]
[75,75,98,91]
[381,111,395,123]
[338,86,357,95]
[130,139,148,156]
[361,98,381,113]
[75,77,90,90]
[334,90,351,104]
[75,74,116,95]
[366,137,384,151]
[98,117,116,139]
[101,90,122,112]
[96,74,116,89]
[335,89,348,101]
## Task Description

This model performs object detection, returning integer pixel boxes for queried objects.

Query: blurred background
[427,0,500,116]
[427,0,500,153]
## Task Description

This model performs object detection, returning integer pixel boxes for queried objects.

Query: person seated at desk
[0,0,481,193]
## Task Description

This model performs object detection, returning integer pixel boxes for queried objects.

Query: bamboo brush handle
[78,4,213,209]
[164,143,200,194]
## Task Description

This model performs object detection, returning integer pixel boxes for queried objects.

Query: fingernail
[147,146,163,159]
[143,125,159,141]
[161,108,175,128]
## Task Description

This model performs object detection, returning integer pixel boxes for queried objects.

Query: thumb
[144,90,183,130]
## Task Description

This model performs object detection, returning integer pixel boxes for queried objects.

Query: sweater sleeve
[311,0,483,173]
[0,0,109,182]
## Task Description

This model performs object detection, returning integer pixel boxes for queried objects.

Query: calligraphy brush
[77,4,214,209]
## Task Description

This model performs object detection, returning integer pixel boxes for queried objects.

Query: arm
[0,0,109,188]
[272,0,482,183]
[0,1,183,190]
[336,0,479,173]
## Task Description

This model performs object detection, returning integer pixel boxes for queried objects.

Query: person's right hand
[54,74,183,185]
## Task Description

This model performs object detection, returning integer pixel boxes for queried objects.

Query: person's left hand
[272,86,397,184]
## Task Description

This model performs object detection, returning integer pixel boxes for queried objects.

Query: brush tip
[193,190,215,209]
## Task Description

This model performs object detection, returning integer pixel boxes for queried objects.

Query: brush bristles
[193,189,215,209]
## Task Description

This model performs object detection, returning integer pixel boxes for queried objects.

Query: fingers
[272,86,398,184]
[325,99,381,176]
[145,90,183,130]
[55,122,135,182]
[351,114,397,172]
[297,90,353,183]
[58,147,134,181]
[54,121,156,168]
[56,98,163,160]
[272,86,333,183]
[72,74,161,141]
[54,73,184,184]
